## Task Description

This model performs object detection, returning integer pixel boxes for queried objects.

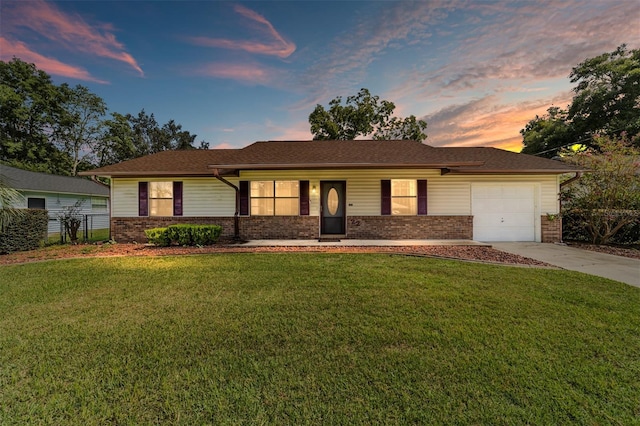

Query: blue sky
[1,0,638,152]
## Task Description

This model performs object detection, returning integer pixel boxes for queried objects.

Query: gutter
[211,168,241,241]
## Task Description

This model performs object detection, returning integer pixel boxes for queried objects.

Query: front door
[321,181,346,235]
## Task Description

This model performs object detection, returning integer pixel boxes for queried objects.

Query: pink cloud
[5,0,143,76]
[424,93,573,152]
[0,37,107,84]
[211,143,235,149]
[265,120,313,141]
[188,4,295,58]
[193,63,276,85]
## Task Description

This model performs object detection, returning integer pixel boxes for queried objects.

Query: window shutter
[381,180,391,215]
[173,181,183,216]
[299,180,310,216]
[417,179,427,215]
[239,181,249,215]
[138,182,148,216]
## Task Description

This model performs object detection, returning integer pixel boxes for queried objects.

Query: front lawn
[1,254,638,424]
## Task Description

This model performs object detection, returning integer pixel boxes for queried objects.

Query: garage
[472,184,538,242]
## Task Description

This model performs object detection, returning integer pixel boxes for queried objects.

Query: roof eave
[207,161,485,170]
[79,170,238,178]
[443,168,585,174]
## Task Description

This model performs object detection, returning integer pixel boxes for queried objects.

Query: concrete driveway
[491,242,640,288]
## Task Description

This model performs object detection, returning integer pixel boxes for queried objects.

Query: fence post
[83,215,88,242]
[60,218,65,244]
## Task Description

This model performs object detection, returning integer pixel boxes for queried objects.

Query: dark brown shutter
[381,180,391,215]
[173,181,183,216]
[299,180,309,216]
[138,182,148,216]
[239,181,249,215]
[417,179,427,215]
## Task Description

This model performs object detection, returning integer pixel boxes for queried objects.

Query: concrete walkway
[242,239,489,247]
[491,242,640,288]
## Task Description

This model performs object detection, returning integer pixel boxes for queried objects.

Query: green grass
[46,228,110,245]
[1,254,639,425]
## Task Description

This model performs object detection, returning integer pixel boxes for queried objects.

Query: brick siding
[111,215,473,242]
[346,216,473,239]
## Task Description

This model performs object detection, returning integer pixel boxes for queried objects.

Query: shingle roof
[80,140,581,177]
[0,164,109,196]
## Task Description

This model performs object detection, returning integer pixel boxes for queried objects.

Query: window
[28,197,46,209]
[250,181,299,215]
[149,182,173,216]
[381,179,427,216]
[391,180,417,215]
[138,181,183,217]
[92,197,107,210]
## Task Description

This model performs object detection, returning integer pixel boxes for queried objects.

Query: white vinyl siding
[110,171,561,219]
[15,191,109,234]
[111,178,236,217]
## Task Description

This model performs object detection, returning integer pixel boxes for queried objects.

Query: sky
[1,0,639,152]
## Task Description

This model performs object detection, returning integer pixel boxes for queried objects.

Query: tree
[568,45,640,141]
[0,58,70,174]
[97,110,200,166]
[520,107,576,158]
[97,112,137,166]
[309,88,427,141]
[561,134,640,244]
[521,45,640,157]
[55,84,107,176]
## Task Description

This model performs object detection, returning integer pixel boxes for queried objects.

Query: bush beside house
[145,224,222,247]
[0,209,49,254]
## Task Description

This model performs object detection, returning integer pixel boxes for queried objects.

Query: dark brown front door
[321,181,346,235]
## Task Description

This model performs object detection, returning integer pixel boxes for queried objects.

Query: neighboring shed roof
[80,140,582,177]
[0,164,109,197]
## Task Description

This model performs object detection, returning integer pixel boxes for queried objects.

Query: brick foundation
[541,215,562,243]
[111,217,236,243]
[240,216,318,239]
[111,215,474,242]
[346,216,473,239]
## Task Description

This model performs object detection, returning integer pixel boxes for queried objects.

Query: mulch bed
[565,241,640,260]
[2,241,637,267]
[0,242,553,267]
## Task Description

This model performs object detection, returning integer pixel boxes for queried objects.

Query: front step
[318,235,343,242]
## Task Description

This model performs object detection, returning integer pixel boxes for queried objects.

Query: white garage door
[472,184,536,242]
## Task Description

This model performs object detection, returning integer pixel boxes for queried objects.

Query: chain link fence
[51,213,110,243]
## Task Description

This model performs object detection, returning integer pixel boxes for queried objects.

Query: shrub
[167,224,193,246]
[144,227,171,247]
[0,209,48,254]
[145,224,222,247]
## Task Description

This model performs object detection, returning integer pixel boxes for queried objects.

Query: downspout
[560,172,582,190]
[212,168,240,241]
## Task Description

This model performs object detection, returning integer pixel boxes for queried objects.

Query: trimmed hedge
[144,224,222,247]
[0,209,49,254]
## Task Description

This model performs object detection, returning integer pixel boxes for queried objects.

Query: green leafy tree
[568,45,640,141]
[562,134,640,244]
[0,58,70,174]
[309,88,427,141]
[521,45,640,157]
[55,84,107,176]
[520,107,576,158]
[97,112,137,166]
[98,110,199,166]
